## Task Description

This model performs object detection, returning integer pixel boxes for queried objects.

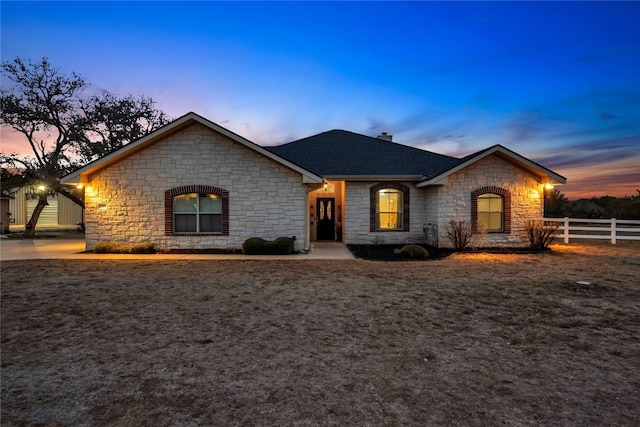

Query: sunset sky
[1,1,638,199]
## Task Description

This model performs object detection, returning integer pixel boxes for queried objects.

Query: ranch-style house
[61,112,566,251]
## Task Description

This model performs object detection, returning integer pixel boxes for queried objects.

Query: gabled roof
[267,130,460,180]
[61,112,323,185]
[416,144,567,187]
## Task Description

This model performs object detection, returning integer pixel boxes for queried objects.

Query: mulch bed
[346,244,547,261]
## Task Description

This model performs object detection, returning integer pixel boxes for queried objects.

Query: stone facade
[80,121,546,251]
[344,181,428,245]
[83,123,308,251]
[435,154,543,248]
[340,156,542,247]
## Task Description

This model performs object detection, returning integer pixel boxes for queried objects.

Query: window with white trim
[376,188,403,230]
[477,193,503,232]
[173,193,222,233]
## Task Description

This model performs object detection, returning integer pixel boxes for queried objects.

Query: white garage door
[26,196,58,225]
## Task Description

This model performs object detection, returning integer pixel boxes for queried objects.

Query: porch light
[77,183,84,189]
[37,185,46,192]
[544,183,554,190]
[323,183,328,192]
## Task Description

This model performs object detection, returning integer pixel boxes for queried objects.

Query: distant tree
[0,57,170,237]
[76,92,169,162]
[0,167,25,196]
[544,188,570,217]
[546,189,640,220]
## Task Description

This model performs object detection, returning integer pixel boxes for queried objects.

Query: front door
[316,198,335,241]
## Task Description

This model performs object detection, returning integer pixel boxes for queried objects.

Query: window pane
[378,213,400,229]
[175,214,197,232]
[199,194,221,213]
[378,189,401,213]
[478,213,490,230]
[478,197,490,211]
[200,214,222,232]
[489,213,502,230]
[174,194,197,213]
[479,193,501,212]
[379,190,401,211]
[492,196,503,212]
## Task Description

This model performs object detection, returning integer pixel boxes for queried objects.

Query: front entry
[316,197,335,241]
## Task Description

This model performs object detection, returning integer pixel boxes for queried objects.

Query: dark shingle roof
[268,130,460,178]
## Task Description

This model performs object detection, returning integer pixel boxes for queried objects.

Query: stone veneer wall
[436,154,542,248]
[83,123,308,251]
[344,181,427,245]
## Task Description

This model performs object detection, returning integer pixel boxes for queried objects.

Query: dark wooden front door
[316,198,335,241]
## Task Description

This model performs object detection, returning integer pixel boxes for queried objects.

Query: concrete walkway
[0,238,354,261]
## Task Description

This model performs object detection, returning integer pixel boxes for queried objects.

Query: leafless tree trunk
[24,193,49,238]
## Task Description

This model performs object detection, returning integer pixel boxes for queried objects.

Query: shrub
[128,242,156,254]
[399,244,429,260]
[275,237,295,254]
[524,219,559,250]
[242,237,294,255]
[445,220,473,250]
[94,241,156,254]
[445,219,486,250]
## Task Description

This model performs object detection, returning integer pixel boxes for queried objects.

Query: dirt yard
[2,242,639,426]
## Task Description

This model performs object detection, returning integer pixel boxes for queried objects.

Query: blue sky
[2,1,639,198]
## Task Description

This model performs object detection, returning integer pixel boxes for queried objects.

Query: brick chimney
[377,132,393,141]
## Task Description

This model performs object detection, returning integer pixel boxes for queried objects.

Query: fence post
[611,218,616,244]
[564,217,569,243]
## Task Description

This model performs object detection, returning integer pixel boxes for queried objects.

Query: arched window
[165,185,229,236]
[377,188,402,229]
[477,193,503,232]
[370,183,410,232]
[471,187,511,234]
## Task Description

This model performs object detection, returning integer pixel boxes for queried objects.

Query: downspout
[305,184,311,252]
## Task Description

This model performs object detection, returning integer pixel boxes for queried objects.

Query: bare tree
[0,57,169,237]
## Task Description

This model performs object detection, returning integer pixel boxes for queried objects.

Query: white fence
[544,217,640,244]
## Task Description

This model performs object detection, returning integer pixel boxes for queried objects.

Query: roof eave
[324,175,424,181]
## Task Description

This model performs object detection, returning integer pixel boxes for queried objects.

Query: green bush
[94,241,156,254]
[399,244,429,260]
[242,237,294,255]
[275,237,295,254]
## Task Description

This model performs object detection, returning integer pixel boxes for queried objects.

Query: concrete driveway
[0,238,354,261]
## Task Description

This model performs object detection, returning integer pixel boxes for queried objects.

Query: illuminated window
[173,193,222,233]
[370,183,410,232]
[477,193,503,232]
[165,185,229,236]
[376,189,403,230]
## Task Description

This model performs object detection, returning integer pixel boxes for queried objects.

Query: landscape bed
[1,242,639,426]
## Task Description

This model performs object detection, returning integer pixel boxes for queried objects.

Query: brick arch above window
[370,182,410,232]
[165,185,229,236]
[471,186,511,234]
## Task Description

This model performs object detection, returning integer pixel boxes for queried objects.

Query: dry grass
[2,242,639,426]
